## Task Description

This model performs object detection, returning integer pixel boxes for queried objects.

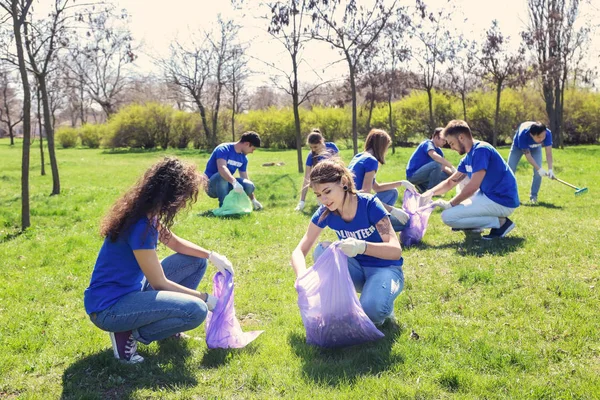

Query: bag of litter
[205,271,263,349]
[295,244,384,348]
[212,191,253,216]
[400,189,435,246]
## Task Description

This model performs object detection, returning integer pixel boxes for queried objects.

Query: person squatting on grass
[84,157,235,363]
[423,120,520,240]
[347,129,412,232]
[204,131,263,210]
[290,159,404,326]
[295,128,340,211]
[405,127,457,193]
[507,121,555,204]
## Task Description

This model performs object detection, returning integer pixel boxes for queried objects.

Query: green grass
[0,139,599,399]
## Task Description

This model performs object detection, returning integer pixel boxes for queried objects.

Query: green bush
[169,111,201,149]
[79,124,105,148]
[108,103,174,149]
[56,127,79,148]
[563,89,600,144]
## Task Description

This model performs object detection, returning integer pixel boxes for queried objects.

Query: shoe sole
[482,222,515,240]
[109,332,120,360]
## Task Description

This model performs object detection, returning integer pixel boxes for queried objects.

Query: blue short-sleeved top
[513,121,552,150]
[306,142,339,167]
[84,217,158,314]
[204,143,248,177]
[406,139,444,178]
[457,141,520,208]
[311,193,403,268]
[348,152,379,190]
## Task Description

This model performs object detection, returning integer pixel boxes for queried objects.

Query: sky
[114,0,599,89]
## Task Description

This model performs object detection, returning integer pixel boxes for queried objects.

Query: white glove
[547,169,555,179]
[390,207,410,224]
[338,238,367,258]
[419,191,434,207]
[209,251,235,276]
[431,199,452,210]
[232,180,244,193]
[252,198,263,210]
[537,167,548,177]
[295,201,305,211]
[205,294,217,311]
[400,180,417,193]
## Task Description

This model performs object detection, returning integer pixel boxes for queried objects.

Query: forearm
[153,278,206,300]
[525,152,541,170]
[545,147,553,169]
[363,241,402,260]
[431,153,454,170]
[291,247,307,276]
[374,180,403,192]
[428,178,455,196]
[169,236,210,259]
[218,166,236,184]
[449,185,476,206]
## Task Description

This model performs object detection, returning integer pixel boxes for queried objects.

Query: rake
[552,177,588,196]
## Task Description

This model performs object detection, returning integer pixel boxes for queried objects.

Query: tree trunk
[8,125,15,145]
[39,76,60,195]
[37,89,45,176]
[461,92,467,122]
[366,94,375,133]
[12,1,32,230]
[493,80,502,147]
[427,87,434,132]
[212,84,223,148]
[231,83,236,142]
[292,56,303,173]
[349,63,358,155]
[79,84,86,125]
[387,90,395,154]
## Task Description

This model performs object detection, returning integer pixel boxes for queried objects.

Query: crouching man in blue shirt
[507,121,554,204]
[405,127,456,193]
[422,120,520,240]
[204,131,263,210]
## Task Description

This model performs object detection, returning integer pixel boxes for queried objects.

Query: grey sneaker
[109,331,144,364]
[529,197,538,204]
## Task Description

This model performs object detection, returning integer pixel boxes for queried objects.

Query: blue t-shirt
[457,141,520,208]
[84,217,158,314]
[406,139,444,178]
[513,121,553,150]
[204,143,248,177]
[305,142,339,167]
[311,193,403,268]
[348,152,379,190]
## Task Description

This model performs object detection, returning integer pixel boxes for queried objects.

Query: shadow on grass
[60,340,197,400]
[520,201,563,209]
[288,321,403,387]
[414,235,526,256]
[0,228,24,243]
[197,210,252,219]
[200,343,260,369]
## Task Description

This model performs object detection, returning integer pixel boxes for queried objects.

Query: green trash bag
[212,191,253,216]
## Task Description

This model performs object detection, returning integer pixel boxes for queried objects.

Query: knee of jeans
[312,242,331,261]
[361,299,388,325]
[194,257,208,272]
[186,299,208,328]
[441,209,457,225]
[242,179,255,194]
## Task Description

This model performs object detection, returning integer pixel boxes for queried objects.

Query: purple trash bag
[294,244,384,348]
[205,271,263,349]
[400,189,435,246]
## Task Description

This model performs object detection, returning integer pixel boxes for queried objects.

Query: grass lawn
[0,138,598,399]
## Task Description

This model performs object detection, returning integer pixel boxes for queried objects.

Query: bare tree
[480,21,527,147]
[225,45,248,142]
[159,35,213,148]
[523,0,589,148]
[308,0,398,154]
[0,69,23,145]
[1,0,34,230]
[408,0,456,133]
[446,39,479,122]
[68,5,136,118]
[22,0,75,195]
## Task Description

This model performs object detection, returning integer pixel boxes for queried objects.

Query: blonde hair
[309,158,357,223]
[364,129,391,164]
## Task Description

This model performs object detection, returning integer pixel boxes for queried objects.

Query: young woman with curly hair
[84,157,234,363]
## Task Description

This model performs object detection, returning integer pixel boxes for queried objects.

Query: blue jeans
[507,145,543,200]
[313,243,404,325]
[407,161,448,192]
[207,173,255,206]
[375,189,406,232]
[91,254,208,345]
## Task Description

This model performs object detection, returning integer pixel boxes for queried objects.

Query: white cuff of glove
[338,238,367,258]
[295,201,305,211]
[252,198,263,210]
[205,294,217,311]
[537,167,547,177]
[208,251,235,276]
[233,180,244,193]
[547,169,555,179]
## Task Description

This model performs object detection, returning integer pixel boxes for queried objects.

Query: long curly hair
[100,157,204,242]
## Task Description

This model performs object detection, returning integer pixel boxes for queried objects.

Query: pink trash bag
[205,271,263,349]
[400,189,435,246]
[295,244,384,348]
